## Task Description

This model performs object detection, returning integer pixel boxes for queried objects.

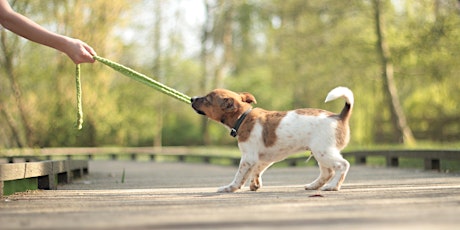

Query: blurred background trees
[1,0,459,148]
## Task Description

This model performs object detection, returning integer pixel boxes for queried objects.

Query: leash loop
[75,64,83,130]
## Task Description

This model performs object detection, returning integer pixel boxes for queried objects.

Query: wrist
[52,35,73,54]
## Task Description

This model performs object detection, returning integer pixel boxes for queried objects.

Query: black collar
[230,108,253,137]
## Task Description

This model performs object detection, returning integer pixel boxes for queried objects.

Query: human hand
[63,37,97,64]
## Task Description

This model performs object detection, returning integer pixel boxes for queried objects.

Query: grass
[3,178,38,196]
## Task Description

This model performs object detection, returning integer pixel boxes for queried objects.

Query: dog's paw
[320,185,339,191]
[304,183,321,190]
[217,185,238,193]
[249,183,260,191]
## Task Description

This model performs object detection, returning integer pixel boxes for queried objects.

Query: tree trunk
[199,0,213,145]
[1,30,36,147]
[214,1,234,88]
[152,1,164,147]
[0,104,24,147]
[373,0,416,145]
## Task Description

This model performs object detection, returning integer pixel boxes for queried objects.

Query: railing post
[232,158,240,167]
[356,156,366,165]
[288,159,297,167]
[38,174,55,190]
[424,158,441,171]
[387,156,399,167]
[203,156,211,164]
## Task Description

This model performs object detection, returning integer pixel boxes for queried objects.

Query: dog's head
[191,89,257,124]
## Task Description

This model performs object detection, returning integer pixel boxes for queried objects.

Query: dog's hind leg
[305,163,334,190]
[321,157,350,191]
[217,159,255,193]
[249,161,274,191]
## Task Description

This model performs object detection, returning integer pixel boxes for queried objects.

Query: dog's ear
[221,98,237,112]
[240,92,257,104]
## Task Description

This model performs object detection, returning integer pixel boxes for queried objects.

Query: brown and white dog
[191,86,353,192]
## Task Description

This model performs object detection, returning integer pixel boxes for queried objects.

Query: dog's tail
[325,86,354,121]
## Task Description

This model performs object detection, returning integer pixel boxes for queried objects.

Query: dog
[191,86,353,192]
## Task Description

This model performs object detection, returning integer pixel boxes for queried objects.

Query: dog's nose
[191,97,197,103]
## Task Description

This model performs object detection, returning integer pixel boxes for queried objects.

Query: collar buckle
[229,108,252,138]
[230,128,237,137]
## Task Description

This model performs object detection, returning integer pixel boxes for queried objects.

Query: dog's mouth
[191,97,206,116]
[193,108,206,116]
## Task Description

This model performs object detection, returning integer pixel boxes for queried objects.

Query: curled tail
[324,86,354,121]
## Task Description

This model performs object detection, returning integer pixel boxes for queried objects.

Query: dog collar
[230,108,253,137]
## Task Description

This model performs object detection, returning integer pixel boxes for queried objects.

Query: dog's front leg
[218,159,255,193]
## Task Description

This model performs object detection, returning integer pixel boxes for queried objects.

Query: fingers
[83,42,97,58]
[68,39,97,64]
[77,43,96,64]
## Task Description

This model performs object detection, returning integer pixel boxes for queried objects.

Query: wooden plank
[0,147,192,157]
[3,161,460,229]
[24,161,54,178]
[0,160,89,196]
[0,163,26,181]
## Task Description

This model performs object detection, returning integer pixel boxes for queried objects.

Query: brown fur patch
[237,109,286,147]
[295,108,334,116]
[262,111,287,147]
[237,114,256,142]
[335,120,349,150]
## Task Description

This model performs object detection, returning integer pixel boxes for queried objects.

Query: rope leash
[93,56,191,104]
[75,64,83,130]
[74,56,192,130]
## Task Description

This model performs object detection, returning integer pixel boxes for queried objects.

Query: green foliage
[1,0,459,148]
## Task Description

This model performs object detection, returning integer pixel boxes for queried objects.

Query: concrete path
[1,161,460,230]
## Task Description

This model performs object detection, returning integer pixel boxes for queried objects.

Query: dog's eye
[205,96,212,104]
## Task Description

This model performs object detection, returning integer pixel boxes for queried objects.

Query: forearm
[1,10,69,53]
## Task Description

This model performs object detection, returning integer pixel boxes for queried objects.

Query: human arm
[0,0,96,64]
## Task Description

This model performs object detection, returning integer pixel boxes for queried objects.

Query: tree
[151,1,164,147]
[199,0,213,145]
[0,0,133,147]
[0,1,35,147]
[372,0,416,145]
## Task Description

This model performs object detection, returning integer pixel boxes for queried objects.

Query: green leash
[93,56,191,104]
[75,64,83,130]
[74,56,192,130]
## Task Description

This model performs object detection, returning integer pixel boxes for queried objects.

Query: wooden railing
[1,147,459,196]
[2,147,459,170]
[345,150,460,171]
[0,159,88,196]
[0,147,241,166]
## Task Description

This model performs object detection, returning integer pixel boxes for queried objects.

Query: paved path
[1,161,460,230]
